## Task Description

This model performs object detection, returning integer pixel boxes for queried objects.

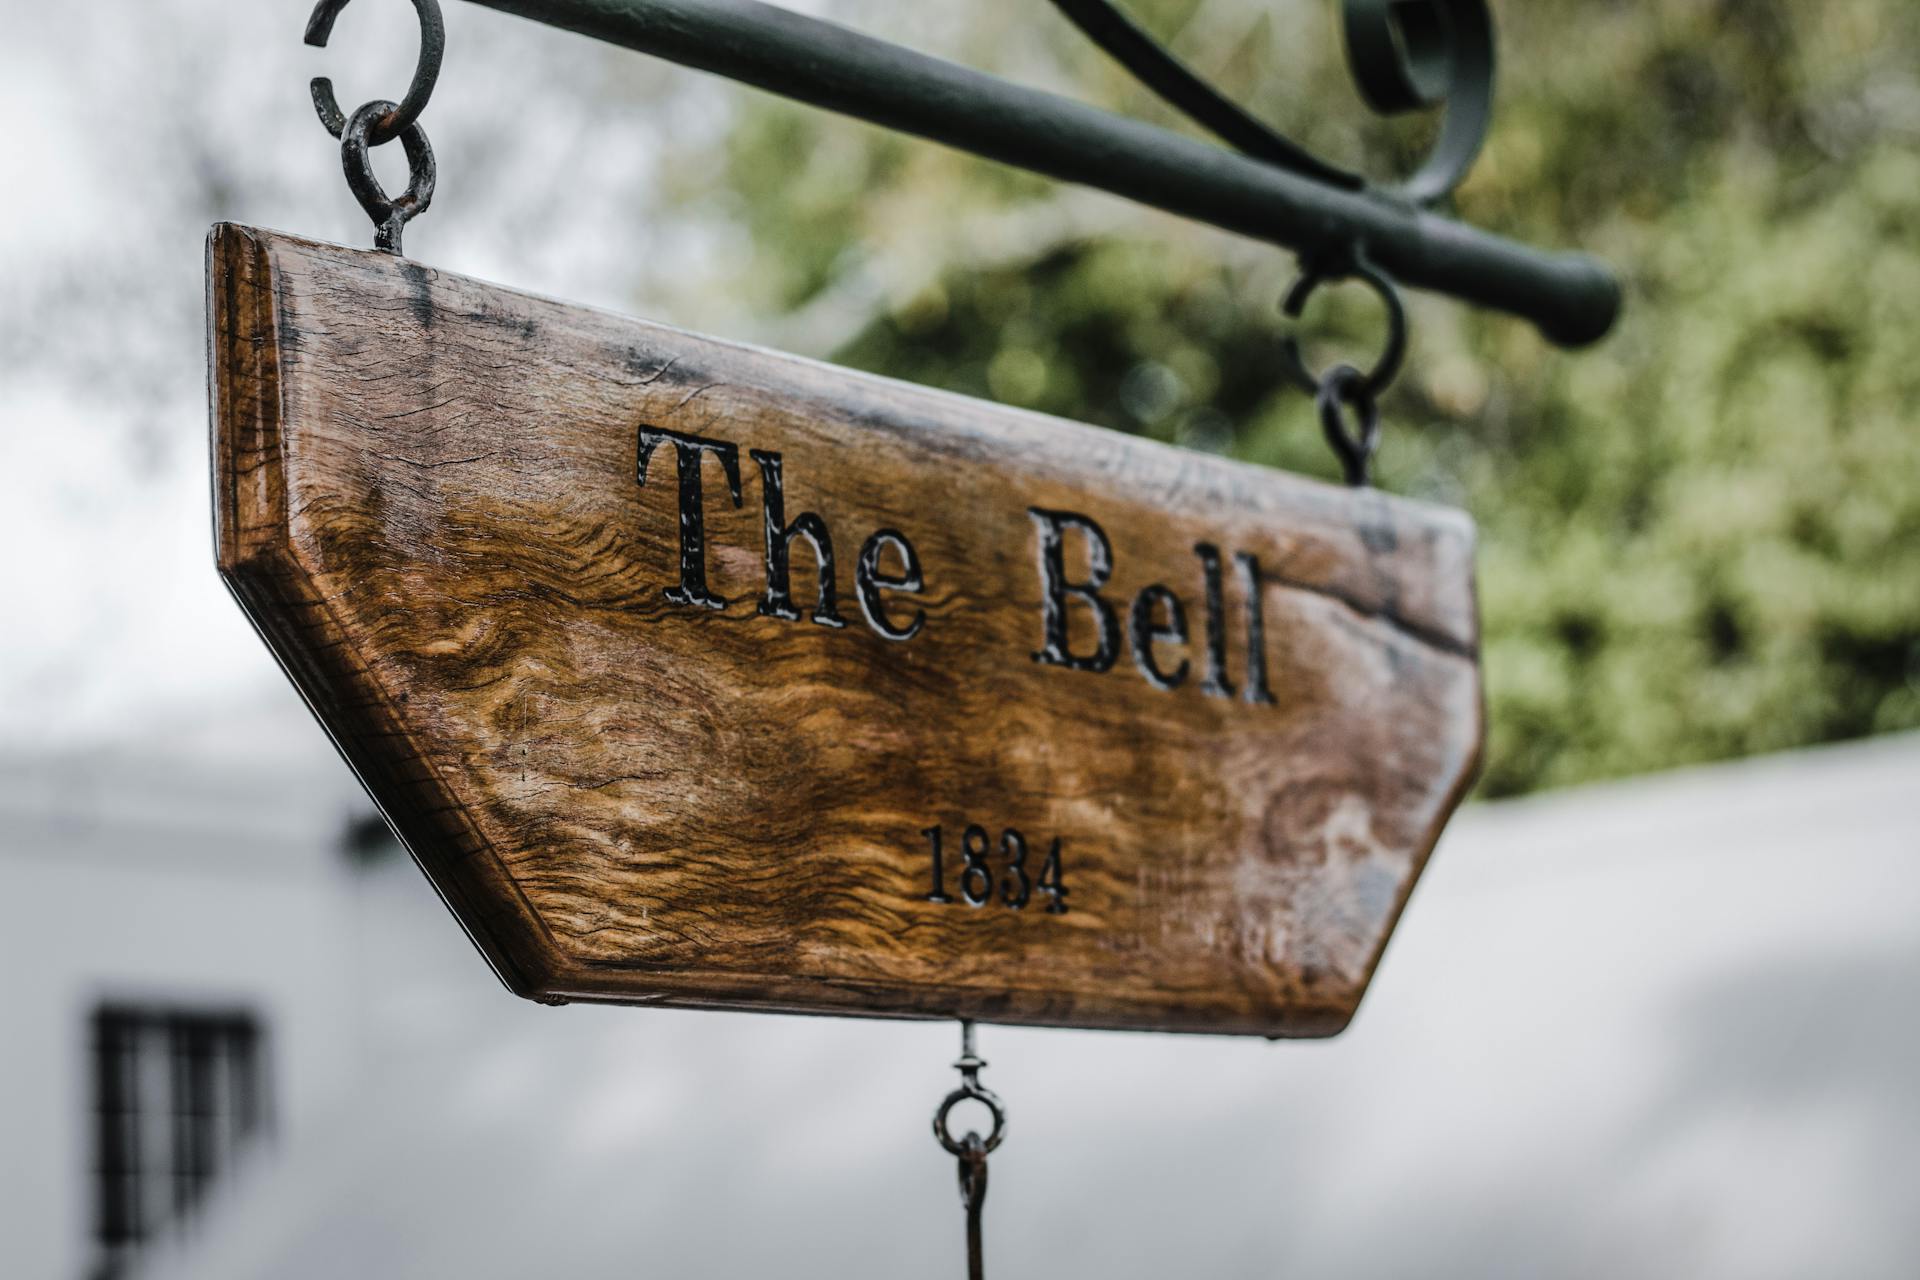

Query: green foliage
[693,0,1920,796]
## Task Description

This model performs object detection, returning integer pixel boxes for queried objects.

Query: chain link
[1315,363,1384,487]
[1280,246,1404,487]
[304,0,443,255]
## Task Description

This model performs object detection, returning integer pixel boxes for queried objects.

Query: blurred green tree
[670,0,1920,796]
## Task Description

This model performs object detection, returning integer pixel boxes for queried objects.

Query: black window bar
[91,1005,270,1280]
[453,0,1621,348]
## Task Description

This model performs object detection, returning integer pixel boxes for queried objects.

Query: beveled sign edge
[210,222,578,1006]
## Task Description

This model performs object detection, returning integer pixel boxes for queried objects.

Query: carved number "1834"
[921,824,1068,914]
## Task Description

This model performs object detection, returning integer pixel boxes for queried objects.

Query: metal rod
[461,0,1619,347]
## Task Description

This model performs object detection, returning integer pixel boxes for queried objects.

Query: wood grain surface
[209,224,1483,1036]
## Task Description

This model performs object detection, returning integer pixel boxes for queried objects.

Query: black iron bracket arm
[459,0,1619,348]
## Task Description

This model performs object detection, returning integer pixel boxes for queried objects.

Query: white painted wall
[0,707,378,1280]
[8,718,1920,1280]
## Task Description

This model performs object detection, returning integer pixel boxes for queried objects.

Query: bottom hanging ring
[1316,363,1383,488]
[340,98,437,255]
[933,1084,1008,1156]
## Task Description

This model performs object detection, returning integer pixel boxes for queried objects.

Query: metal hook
[305,0,445,145]
[1278,250,1408,402]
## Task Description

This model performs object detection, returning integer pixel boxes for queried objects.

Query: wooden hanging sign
[210,224,1482,1037]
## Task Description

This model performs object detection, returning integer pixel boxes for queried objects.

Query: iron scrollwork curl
[1047,0,1497,486]
[1341,0,1493,205]
[1046,0,1494,207]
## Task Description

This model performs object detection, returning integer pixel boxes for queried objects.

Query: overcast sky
[0,0,829,747]
[0,0,1112,749]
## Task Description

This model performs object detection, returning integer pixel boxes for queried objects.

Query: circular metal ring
[1278,253,1408,401]
[1315,363,1383,488]
[933,1085,1007,1157]
[340,98,437,254]
[305,0,446,145]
